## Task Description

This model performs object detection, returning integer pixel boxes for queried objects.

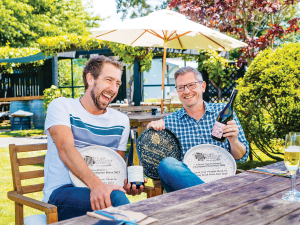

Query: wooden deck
[52,161,300,225]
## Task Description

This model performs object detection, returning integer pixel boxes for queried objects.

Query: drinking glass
[282,133,300,201]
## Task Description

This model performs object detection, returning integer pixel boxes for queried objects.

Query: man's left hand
[123,178,148,196]
[222,120,239,143]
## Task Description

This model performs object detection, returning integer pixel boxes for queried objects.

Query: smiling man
[147,66,249,192]
[42,56,145,221]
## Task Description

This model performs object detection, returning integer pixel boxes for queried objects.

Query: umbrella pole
[161,43,167,114]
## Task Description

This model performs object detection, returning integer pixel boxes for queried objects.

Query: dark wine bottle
[127,130,144,189]
[211,89,238,142]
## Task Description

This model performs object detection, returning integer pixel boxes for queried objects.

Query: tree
[169,0,300,66]
[0,0,102,47]
[116,0,169,19]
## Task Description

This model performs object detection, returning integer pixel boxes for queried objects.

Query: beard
[91,84,115,111]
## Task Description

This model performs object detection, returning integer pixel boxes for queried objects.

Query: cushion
[24,214,47,225]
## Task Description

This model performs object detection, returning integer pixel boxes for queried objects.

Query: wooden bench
[7,143,58,225]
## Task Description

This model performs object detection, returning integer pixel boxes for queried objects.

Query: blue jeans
[158,157,205,192]
[48,184,130,221]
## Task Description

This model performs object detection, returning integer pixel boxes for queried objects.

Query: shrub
[235,43,300,161]
[43,86,64,114]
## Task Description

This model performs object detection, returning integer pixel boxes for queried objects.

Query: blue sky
[84,0,163,27]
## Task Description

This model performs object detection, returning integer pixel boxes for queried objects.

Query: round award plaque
[136,128,183,180]
[69,146,126,187]
[183,144,236,183]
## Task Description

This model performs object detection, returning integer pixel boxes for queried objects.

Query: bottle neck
[228,89,238,107]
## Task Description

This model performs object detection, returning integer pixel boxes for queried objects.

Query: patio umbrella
[91,9,247,113]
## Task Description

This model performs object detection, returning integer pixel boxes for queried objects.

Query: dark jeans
[158,157,205,193]
[48,184,130,221]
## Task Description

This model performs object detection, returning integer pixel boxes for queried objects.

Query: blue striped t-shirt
[42,97,129,202]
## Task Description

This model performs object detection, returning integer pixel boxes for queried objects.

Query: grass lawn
[0,145,282,224]
[0,129,45,137]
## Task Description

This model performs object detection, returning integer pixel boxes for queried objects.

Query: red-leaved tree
[169,0,300,66]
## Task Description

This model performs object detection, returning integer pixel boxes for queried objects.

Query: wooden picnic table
[128,112,172,135]
[52,161,300,225]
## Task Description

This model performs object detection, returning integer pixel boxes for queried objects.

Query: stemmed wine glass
[282,133,300,202]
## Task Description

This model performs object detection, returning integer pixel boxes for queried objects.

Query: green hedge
[235,42,300,160]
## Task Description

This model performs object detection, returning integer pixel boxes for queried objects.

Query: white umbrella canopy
[91,9,247,112]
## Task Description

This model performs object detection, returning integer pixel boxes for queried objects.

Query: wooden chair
[7,143,58,225]
[143,180,164,198]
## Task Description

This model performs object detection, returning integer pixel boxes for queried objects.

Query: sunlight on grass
[0,129,44,137]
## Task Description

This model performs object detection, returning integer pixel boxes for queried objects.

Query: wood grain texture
[0,96,43,101]
[22,183,44,194]
[51,215,98,225]
[271,208,300,225]
[47,211,59,224]
[14,143,47,153]
[18,155,45,166]
[9,144,23,193]
[8,191,57,213]
[144,176,292,225]
[15,202,23,225]
[20,169,44,180]
[262,161,286,170]
[118,172,272,216]
[201,183,300,225]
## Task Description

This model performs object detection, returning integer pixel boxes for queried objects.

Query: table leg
[11,117,14,131]
[137,122,150,136]
[20,117,23,130]
[137,124,143,137]
[28,117,31,130]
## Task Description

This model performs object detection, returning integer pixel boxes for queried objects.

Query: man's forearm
[229,139,247,160]
[58,144,104,189]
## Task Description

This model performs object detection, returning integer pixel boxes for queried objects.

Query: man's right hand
[146,119,165,131]
[90,182,126,211]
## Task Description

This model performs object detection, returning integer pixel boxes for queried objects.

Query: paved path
[0,136,47,147]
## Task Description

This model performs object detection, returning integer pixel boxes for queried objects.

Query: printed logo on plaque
[137,128,183,179]
[69,146,126,187]
[183,144,236,183]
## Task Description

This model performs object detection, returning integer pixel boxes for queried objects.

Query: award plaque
[183,144,236,183]
[69,146,126,187]
[137,128,182,179]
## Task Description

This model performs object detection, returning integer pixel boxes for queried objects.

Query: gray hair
[174,66,203,81]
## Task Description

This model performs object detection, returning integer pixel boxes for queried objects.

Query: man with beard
[42,56,144,221]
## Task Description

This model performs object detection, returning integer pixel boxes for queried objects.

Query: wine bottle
[211,89,238,142]
[127,130,144,189]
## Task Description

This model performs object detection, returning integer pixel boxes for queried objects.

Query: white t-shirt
[42,97,130,202]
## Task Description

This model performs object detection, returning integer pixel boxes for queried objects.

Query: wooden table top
[0,96,43,101]
[53,161,300,225]
[128,113,172,122]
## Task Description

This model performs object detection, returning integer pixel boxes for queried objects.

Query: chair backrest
[9,143,47,195]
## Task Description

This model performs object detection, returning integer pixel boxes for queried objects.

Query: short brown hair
[83,55,124,90]
[174,66,203,82]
